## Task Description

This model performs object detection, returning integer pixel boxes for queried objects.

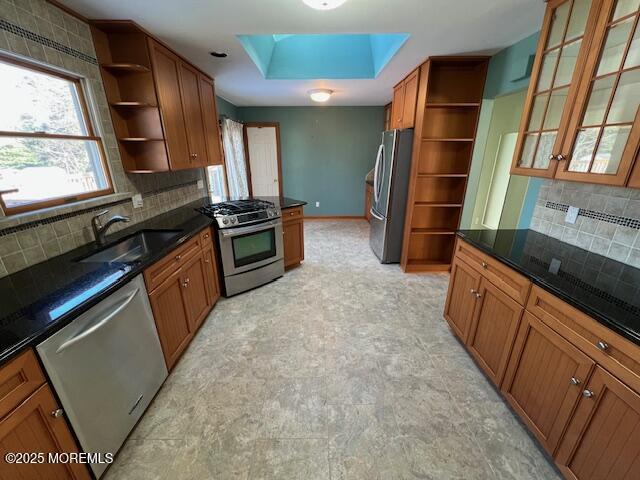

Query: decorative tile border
[545,201,640,230]
[0,181,200,237]
[0,18,97,65]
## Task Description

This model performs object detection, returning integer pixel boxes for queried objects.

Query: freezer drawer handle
[55,288,140,354]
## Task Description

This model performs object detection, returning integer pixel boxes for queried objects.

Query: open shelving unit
[401,57,489,273]
[91,21,170,172]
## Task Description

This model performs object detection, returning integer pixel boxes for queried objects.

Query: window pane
[534,132,556,168]
[569,127,599,171]
[206,165,227,202]
[613,0,640,21]
[554,38,582,87]
[537,49,560,92]
[528,93,548,131]
[583,76,615,125]
[547,1,571,49]
[623,21,640,68]
[518,134,538,168]
[592,125,631,173]
[597,18,634,76]
[0,137,107,209]
[607,69,640,123]
[566,0,593,40]
[544,87,569,130]
[0,60,89,136]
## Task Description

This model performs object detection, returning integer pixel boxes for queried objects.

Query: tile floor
[104,220,561,480]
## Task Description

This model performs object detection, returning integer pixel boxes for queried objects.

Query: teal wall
[461,32,543,230]
[216,96,240,121]
[239,106,383,216]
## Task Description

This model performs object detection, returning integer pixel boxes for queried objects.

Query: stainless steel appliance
[198,199,284,296]
[37,275,167,478]
[369,129,414,263]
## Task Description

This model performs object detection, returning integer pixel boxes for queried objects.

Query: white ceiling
[61,0,545,107]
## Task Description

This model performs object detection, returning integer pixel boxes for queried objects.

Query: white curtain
[221,118,249,198]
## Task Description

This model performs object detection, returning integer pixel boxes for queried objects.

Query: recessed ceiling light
[210,51,228,58]
[309,89,333,102]
[302,0,348,10]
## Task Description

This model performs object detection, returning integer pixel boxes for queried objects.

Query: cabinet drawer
[527,285,640,394]
[144,234,202,293]
[455,238,531,305]
[282,206,303,222]
[199,227,213,247]
[0,350,46,420]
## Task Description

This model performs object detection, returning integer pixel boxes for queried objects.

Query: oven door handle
[220,219,282,237]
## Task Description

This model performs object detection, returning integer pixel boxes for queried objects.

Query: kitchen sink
[78,230,182,264]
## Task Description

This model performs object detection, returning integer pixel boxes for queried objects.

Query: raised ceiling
[60,0,545,106]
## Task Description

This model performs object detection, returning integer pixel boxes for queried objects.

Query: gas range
[197,199,280,229]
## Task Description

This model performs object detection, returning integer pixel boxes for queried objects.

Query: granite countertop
[0,195,307,365]
[457,229,640,346]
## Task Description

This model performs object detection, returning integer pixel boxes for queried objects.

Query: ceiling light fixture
[309,89,333,102]
[302,0,348,10]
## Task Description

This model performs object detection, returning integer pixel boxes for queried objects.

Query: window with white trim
[0,55,112,215]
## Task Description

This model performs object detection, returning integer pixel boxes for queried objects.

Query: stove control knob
[231,217,237,223]
[222,218,229,225]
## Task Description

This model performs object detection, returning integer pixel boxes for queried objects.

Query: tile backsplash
[530,180,640,268]
[0,0,207,278]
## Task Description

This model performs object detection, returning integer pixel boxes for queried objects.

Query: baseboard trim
[304,215,366,220]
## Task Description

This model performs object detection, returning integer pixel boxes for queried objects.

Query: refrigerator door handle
[370,208,384,221]
[373,143,384,203]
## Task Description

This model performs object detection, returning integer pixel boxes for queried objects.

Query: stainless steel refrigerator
[369,129,414,263]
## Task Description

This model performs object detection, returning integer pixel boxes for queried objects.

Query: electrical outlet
[315,201,320,208]
[197,179,204,190]
[565,206,579,224]
[132,194,143,209]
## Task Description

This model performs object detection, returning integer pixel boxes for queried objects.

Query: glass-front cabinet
[511,0,640,186]
[556,0,640,185]
[512,0,601,178]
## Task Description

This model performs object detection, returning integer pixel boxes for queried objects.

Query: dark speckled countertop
[457,229,640,346]
[0,195,306,365]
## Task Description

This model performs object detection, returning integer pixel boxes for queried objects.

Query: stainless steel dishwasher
[37,274,167,478]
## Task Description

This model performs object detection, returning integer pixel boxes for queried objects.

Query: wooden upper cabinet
[512,0,602,178]
[466,277,524,386]
[556,0,640,185]
[402,69,419,128]
[178,61,209,167]
[391,83,405,129]
[444,258,481,342]
[502,311,595,455]
[149,40,191,170]
[390,69,419,129]
[199,76,224,166]
[555,366,640,479]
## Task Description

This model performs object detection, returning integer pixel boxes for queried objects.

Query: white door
[246,126,280,196]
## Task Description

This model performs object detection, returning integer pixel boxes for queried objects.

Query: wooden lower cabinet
[502,312,595,454]
[148,268,192,370]
[0,383,90,480]
[466,277,523,386]
[282,207,304,270]
[146,227,221,370]
[555,366,640,479]
[444,258,481,341]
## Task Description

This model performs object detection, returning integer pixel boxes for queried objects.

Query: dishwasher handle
[55,288,140,354]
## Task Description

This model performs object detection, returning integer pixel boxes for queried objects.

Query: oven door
[218,219,284,276]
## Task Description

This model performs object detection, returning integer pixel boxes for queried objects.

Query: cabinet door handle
[556,154,565,161]
[475,292,482,298]
[570,377,581,385]
[481,261,488,269]
[597,341,609,351]
[549,154,556,160]
[51,409,64,418]
[470,289,477,294]
[182,278,190,288]
[582,389,595,398]
[175,254,182,261]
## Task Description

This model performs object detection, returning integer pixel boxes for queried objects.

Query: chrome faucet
[91,210,130,245]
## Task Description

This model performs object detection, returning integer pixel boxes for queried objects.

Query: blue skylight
[237,33,410,79]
